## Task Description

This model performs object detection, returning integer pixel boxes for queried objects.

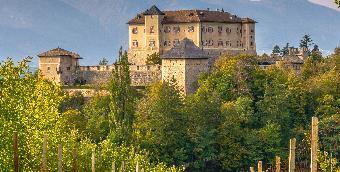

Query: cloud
[308,0,340,12]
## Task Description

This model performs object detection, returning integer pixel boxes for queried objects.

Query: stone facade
[38,5,257,95]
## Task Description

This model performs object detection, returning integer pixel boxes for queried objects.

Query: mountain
[0,0,339,66]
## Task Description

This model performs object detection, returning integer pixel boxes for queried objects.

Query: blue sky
[0,0,339,66]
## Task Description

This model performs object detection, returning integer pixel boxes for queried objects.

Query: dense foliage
[1,47,339,171]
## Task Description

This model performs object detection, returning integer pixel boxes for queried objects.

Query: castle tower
[38,47,81,85]
[241,18,256,52]
[161,38,209,95]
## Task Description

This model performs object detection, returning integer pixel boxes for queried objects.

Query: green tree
[99,57,109,65]
[134,81,188,165]
[108,50,137,144]
[299,34,314,53]
[272,45,281,55]
[146,52,162,65]
[281,43,290,55]
[336,0,340,7]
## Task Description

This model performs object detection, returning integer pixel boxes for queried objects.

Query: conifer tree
[272,45,281,55]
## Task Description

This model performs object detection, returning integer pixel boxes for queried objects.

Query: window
[236,27,239,33]
[132,27,138,34]
[132,40,138,47]
[149,39,155,47]
[251,42,254,46]
[218,26,223,33]
[137,66,140,70]
[226,41,231,46]
[67,67,71,71]
[201,26,206,32]
[251,29,254,33]
[150,26,154,33]
[188,26,195,32]
[47,66,50,70]
[218,40,223,46]
[173,26,180,33]
[147,66,150,70]
[164,40,171,46]
[173,39,180,47]
[250,36,253,39]
[164,26,171,33]
[226,27,231,33]
[208,27,213,33]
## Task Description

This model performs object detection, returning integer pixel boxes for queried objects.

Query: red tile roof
[38,47,81,59]
[128,9,256,24]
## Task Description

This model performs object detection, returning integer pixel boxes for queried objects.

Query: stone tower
[38,47,81,85]
[161,38,209,95]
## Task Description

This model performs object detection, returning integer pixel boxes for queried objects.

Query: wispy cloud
[308,0,340,12]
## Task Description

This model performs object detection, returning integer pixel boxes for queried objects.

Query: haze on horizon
[0,0,339,66]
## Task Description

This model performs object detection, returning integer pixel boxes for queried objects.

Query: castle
[38,5,257,94]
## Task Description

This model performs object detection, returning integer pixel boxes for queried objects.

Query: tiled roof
[128,7,255,24]
[38,47,81,59]
[143,5,165,15]
[281,55,304,64]
[162,38,208,59]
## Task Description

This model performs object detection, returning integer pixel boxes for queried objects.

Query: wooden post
[111,161,115,172]
[250,166,254,172]
[289,138,296,172]
[13,131,19,172]
[275,156,280,172]
[136,161,139,172]
[72,148,77,172]
[311,117,318,172]
[258,161,262,172]
[41,134,47,172]
[92,150,95,172]
[58,144,62,172]
[120,161,125,172]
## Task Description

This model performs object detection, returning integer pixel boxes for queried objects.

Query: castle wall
[162,59,186,93]
[184,58,209,94]
[39,57,61,83]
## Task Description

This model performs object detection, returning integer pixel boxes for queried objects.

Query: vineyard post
[41,134,47,172]
[58,144,62,172]
[275,156,280,172]
[311,117,318,172]
[289,138,296,172]
[13,131,19,172]
[258,161,262,172]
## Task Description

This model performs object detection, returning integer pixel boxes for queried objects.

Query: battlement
[78,65,114,71]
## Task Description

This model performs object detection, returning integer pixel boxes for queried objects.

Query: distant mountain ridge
[0,0,339,66]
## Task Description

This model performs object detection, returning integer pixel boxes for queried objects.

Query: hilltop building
[38,5,257,95]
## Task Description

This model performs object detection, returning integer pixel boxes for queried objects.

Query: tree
[108,50,137,144]
[146,52,161,65]
[281,43,290,55]
[99,57,109,65]
[336,0,340,8]
[272,45,281,55]
[299,34,314,52]
[134,81,188,165]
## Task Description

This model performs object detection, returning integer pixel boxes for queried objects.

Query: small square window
[150,26,154,33]
[173,26,180,33]
[67,67,71,71]
[132,27,138,34]
[188,26,195,32]
[149,40,155,47]
[164,26,171,33]
[47,66,50,70]
[132,40,138,47]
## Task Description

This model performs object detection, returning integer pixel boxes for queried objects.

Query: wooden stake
[258,161,262,172]
[13,131,19,172]
[72,148,77,172]
[92,150,95,172]
[112,161,115,172]
[250,166,254,172]
[311,117,318,172]
[58,144,62,172]
[275,156,280,172]
[41,134,47,172]
[289,138,296,172]
[120,161,125,172]
[136,161,139,172]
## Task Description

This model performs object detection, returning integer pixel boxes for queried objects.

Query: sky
[0,0,339,66]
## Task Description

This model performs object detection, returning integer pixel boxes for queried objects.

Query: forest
[0,47,339,171]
